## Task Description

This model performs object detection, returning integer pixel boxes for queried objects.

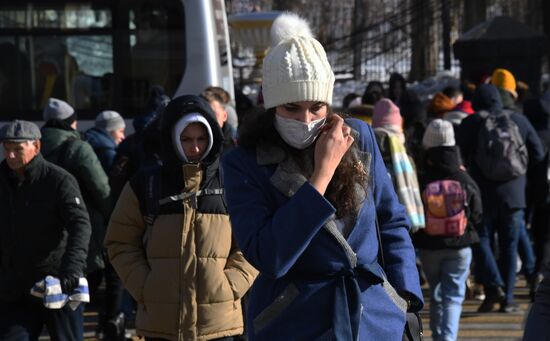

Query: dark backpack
[475,110,528,181]
[133,166,226,247]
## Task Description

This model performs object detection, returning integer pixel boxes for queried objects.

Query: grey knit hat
[95,110,125,132]
[0,120,41,142]
[43,98,75,122]
[422,119,455,149]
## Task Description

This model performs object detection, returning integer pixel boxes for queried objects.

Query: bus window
[0,4,111,29]
[0,3,113,120]
[121,0,185,110]
[0,0,226,121]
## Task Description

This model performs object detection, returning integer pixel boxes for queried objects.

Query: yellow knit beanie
[491,68,517,98]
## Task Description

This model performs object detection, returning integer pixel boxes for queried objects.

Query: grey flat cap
[0,120,42,142]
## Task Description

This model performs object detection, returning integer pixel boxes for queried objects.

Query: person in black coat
[0,120,91,340]
[524,261,550,340]
[457,84,546,313]
[523,89,550,279]
[388,73,422,130]
[491,69,538,298]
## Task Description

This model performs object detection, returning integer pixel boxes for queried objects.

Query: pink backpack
[422,180,467,237]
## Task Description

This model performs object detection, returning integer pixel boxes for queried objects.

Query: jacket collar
[85,127,116,150]
[258,138,371,246]
[256,129,371,200]
[182,163,203,192]
[263,147,360,265]
[23,154,44,181]
[425,146,461,177]
[1,154,44,184]
[256,143,287,166]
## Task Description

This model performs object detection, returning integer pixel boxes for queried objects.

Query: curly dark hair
[238,106,368,219]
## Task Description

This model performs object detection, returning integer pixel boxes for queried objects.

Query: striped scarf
[381,129,425,232]
[30,276,90,310]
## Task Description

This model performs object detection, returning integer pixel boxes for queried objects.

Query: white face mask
[274,115,326,149]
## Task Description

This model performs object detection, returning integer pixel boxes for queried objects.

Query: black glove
[59,273,80,293]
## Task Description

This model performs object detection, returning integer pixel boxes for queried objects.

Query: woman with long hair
[222,13,423,340]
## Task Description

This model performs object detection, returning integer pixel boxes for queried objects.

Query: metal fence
[229,0,548,86]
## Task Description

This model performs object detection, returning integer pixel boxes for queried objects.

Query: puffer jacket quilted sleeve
[225,237,258,299]
[104,182,150,303]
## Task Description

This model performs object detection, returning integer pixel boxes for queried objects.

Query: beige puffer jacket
[105,163,258,341]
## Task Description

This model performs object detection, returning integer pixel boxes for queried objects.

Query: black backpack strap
[131,166,161,248]
[157,188,225,210]
[218,166,228,211]
[146,170,161,246]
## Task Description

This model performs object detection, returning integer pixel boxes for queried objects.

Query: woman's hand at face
[309,115,354,195]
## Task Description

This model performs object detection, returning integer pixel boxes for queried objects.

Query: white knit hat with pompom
[262,13,335,109]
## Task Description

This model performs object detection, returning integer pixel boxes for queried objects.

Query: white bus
[0,0,233,123]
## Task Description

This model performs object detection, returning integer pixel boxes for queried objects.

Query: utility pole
[463,0,486,32]
[442,0,451,70]
[352,0,366,80]
[410,0,438,81]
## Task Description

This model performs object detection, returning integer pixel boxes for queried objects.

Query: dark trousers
[474,207,524,303]
[88,258,124,320]
[518,221,536,277]
[524,270,550,340]
[532,205,550,273]
[0,296,84,341]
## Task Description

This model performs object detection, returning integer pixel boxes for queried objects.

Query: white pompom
[270,12,313,47]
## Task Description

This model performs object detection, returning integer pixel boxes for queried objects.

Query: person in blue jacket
[85,110,126,173]
[222,13,423,341]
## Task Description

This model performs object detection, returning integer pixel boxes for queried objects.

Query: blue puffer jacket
[223,118,423,341]
[85,127,117,173]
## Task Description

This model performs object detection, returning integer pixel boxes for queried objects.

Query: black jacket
[0,154,91,301]
[413,146,482,249]
[524,96,550,148]
[457,85,545,212]
[524,95,550,205]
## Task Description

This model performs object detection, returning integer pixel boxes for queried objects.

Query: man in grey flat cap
[0,120,91,341]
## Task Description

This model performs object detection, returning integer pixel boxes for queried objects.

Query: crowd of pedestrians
[1,11,550,341]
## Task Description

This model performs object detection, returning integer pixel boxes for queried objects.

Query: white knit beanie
[262,13,335,109]
[422,119,455,149]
